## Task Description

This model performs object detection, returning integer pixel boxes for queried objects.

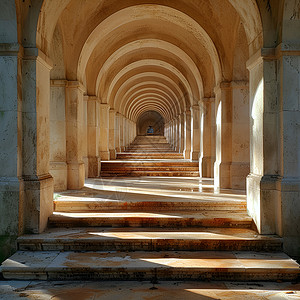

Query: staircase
[1,176,299,281]
[101,135,199,177]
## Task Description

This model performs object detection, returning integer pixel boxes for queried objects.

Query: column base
[199,156,213,178]
[231,162,250,190]
[88,156,101,178]
[23,174,54,233]
[0,177,24,235]
[109,149,116,160]
[280,177,300,258]
[115,147,121,153]
[67,162,85,190]
[121,146,126,152]
[214,161,231,190]
[83,156,89,179]
[246,173,281,235]
[99,151,110,160]
[191,151,200,161]
[183,149,191,159]
[50,162,67,192]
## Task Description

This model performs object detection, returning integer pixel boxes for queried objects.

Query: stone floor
[0,280,300,299]
[1,177,299,295]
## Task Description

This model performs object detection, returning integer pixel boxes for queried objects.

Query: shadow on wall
[137,111,165,136]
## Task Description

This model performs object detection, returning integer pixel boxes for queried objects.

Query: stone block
[50,162,67,192]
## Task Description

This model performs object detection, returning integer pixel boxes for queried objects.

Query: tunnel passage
[137,111,164,136]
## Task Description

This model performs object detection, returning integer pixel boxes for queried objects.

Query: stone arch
[137,110,165,136]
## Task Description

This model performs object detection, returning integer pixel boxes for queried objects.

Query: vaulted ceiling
[36,0,263,122]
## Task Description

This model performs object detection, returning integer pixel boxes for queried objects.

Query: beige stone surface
[1,280,300,300]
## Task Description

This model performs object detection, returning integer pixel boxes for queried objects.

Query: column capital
[0,42,20,56]
[191,104,200,111]
[23,47,53,70]
[199,97,215,105]
[87,95,100,102]
[66,80,86,93]
[185,109,191,116]
[99,103,110,110]
[50,79,67,87]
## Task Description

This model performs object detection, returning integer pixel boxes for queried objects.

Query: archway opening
[137,110,164,136]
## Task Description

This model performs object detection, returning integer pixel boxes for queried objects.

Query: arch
[77,5,222,85]
[112,73,187,113]
[118,82,183,116]
[95,39,204,100]
[106,60,195,111]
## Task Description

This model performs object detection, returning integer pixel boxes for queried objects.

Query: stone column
[246,46,300,257]
[49,80,67,191]
[231,81,250,189]
[246,50,280,235]
[115,112,121,152]
[109,109,116,159]
[184,110,191,159]
[214,82,232,190]
[0,43,24,251]
[191,105,201,160]
[278,46,300,256]
[65,81,85,189]
[176,116,181,152]
[22,48,54,233]
[165,123,168,140]
[172,119,176,150]
[176,115,181,152]
[133,121,137,139]
[125,118,130,148]
[199,98,215,178]
[119,114,125,151]
[82,96,88,178]
[180,113,185,153]
[87,96,101,177]
[99,104,110,160]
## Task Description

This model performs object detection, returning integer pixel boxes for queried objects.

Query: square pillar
[65,81,85,189]
[109,109,116,159]
[82,96,89,178]
[184,110,191,159]
[119,114,125,151]
[246,49,281,236]
[179,113,185,153]
[99,104,110,160]
[0,43,24,254]
[49,80,67,191]
[199,98,215,178]
[115,112,121,152]
[191,105,201,160]
[279,48,300,256]
[22,48,54,233]
[214,82,233,190]
[87,96,101,177]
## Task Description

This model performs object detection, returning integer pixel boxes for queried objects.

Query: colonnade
[165,81,250,191]
[49,82,136,191]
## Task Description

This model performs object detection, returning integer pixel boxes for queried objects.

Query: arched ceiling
[37,0,263,123]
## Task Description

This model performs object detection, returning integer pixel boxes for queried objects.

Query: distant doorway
[137,111,165,136]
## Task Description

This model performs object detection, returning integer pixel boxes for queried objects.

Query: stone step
[2,250,299,281]
[101,161,198,167]
[48,211,253,228]
[17,227,282,252]
[117,153,184,159]
[125,150,175,153]
[100,171,200,177]
[54,195,246,212]
[129,143,171,147]
[101,165,198,170]
[100,167,199,172]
